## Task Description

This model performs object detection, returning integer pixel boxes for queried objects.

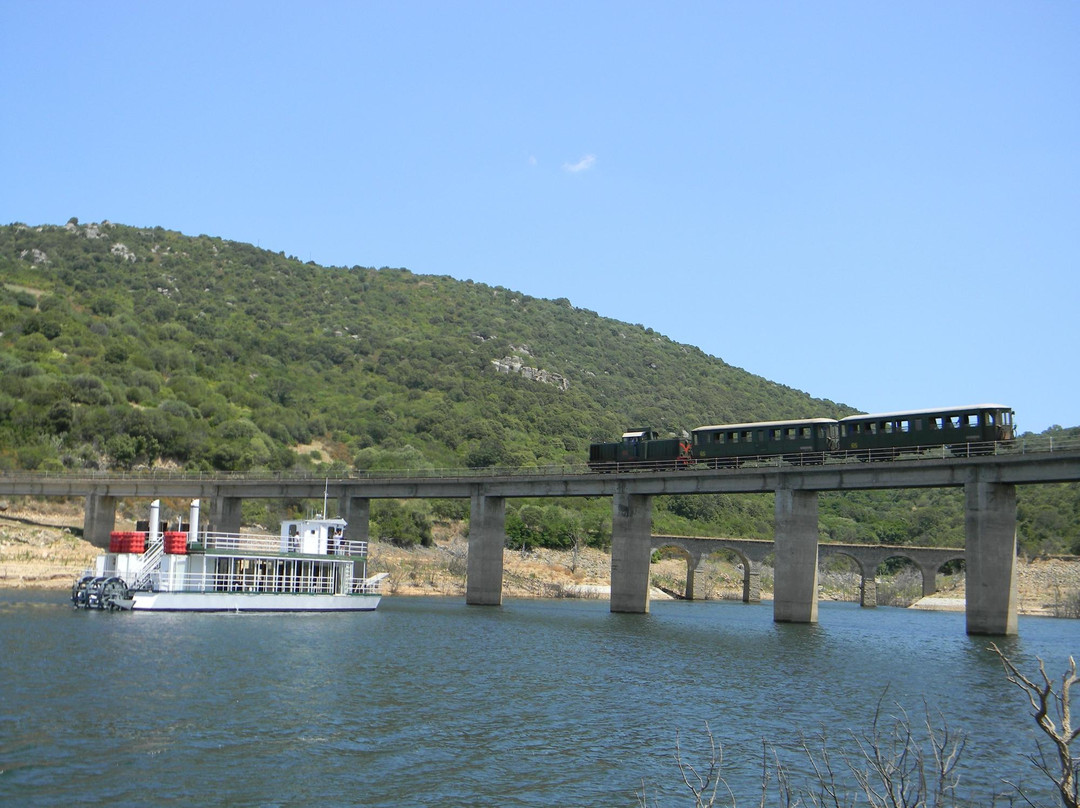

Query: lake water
[1,590,1076,807]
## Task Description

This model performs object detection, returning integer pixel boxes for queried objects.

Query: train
[587,404,1016,471]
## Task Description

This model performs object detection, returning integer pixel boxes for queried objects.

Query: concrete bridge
[4,445,1079,635]
[650,535,962,608]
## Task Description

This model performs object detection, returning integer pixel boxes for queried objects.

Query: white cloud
[562,154,596,173]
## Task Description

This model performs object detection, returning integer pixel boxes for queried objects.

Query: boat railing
[351,573,388,595]
[160,571,341,594]
[331,540,367,557]
[198,533,367,557]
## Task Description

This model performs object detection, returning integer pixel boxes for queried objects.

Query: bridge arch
[649,536,772,603]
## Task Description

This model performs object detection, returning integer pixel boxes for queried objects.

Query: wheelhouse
[838,404,1015,452]
[692,418,839,464]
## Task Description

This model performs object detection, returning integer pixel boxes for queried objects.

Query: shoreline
[2,507,1077,617]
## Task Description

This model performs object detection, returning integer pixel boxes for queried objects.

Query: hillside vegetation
[2,220,1077,556]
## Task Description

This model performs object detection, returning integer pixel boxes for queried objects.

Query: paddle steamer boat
[72,499,385,612]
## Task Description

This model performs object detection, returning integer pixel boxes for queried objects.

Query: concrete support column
[610,489,654,613]
[212,496,243,535]
[742,562,761,603]
[964,480,1018,635]
[83,492,116,548]
[338,495,370,544]
[860,574,877,608]
[773,488,819,624]
[466,492,505,606]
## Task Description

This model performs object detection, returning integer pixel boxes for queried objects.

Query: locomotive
[588,404,1016,471]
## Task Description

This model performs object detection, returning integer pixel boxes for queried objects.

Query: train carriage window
[933,417,944,430]
[967,414,979,427]
[869,422,878,435]
[950,416,961,428]
[884,421,894,434]
[785,428,797,439]
[801,427,812,438]
[770,428,781,441]
[900,420,911,433]
[985,412,995,426]
[914,419,923,431]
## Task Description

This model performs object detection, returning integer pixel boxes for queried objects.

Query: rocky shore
[2,502,1078,617]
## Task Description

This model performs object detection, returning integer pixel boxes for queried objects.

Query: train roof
[692,417,838,432]
[839,404,1013,422]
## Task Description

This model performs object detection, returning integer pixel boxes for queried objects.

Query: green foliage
[372,500,433,547]
[1,221,1077,553]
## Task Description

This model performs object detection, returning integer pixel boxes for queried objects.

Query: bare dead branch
[991,643,1079,808]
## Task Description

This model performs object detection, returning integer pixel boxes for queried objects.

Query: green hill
[0,220,850,472]
[2,220,1077,555]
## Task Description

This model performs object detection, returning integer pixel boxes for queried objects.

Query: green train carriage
[838,404,1015,458]
[691,418,839,467]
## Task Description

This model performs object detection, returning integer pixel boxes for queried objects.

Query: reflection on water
[0,590,1073,807]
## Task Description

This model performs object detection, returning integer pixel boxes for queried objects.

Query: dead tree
[991,643,1079,808]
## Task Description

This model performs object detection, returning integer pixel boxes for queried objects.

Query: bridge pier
[340,495,371,581]
[918,562,939,598]
[338,495,370,543]
[964,480,1018,635]
[466,492,505,606]
[742,561,762,603]
[682,551,709,600]
[860,575,877,608]
[610,489,654,613]
[83,492,116,548]
[773,488,819,624]
[211,495,243,535]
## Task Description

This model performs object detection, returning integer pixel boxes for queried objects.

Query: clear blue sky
[3,2,1077,434]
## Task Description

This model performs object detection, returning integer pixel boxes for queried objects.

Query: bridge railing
[1,435,1078,482]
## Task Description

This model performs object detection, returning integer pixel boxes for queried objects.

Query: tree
[992,644,1079,808]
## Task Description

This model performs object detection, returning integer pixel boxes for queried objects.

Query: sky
[2,1,1077,434]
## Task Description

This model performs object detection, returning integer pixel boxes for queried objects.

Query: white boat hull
[127,591,381,612]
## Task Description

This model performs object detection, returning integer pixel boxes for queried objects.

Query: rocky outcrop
[491,355,570,390]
